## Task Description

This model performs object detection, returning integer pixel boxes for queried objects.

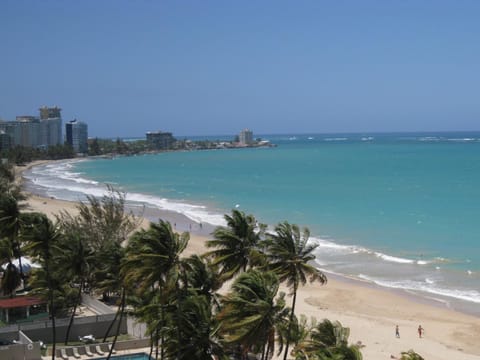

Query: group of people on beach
[395,324,424,338]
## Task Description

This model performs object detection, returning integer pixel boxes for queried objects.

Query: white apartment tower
[239,128,253,145]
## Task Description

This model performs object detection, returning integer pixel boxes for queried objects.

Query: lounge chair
[85,345,94,357]
[108,343,116,354]
[60,348,69,360]
[72,347,81,359]
[95,345,105,355]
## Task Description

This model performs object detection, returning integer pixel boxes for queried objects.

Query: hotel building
[65,119,88,153]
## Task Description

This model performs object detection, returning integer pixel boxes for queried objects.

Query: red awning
[0,297,46,309]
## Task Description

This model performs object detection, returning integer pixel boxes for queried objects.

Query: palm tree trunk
[65,280,83,345]
[106,287,125,360]
[16,250,25,288]
[155,328,159,360]
[103,295,121,342]
[148,333,154,360]
[46,263,56,360]
[175,277,182,360]
[261,342,267,360]
[159,285,165,360]
[282,284,298,360]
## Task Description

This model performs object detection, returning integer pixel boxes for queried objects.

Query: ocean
[23,132,480,315]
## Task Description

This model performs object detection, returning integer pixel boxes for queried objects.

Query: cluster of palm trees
[119,208,363,360]
[0,162,365,360]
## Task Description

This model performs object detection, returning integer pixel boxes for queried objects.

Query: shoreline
[17,160,480,359]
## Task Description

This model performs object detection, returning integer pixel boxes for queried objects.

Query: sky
[1,0,479,138]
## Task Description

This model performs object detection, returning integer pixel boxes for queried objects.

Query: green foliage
[206,209,265,280]
[0,162,25,201]
[164,294,227,360]
[400,350,425,360]
[9,192,357,360]
[265,221,327,294]
[293,319,363,360]
[0,144,75,164]
[87,138,148,156]
[219,269,289,359]
[264,221,328,360]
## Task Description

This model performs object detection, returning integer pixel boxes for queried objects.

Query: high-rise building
[239,129,253,145]
[146,131,176,150]
[65,119,88,153]
[39,106,61,120]
[16,116,41,148]
[0,130,12,151]
[0,121,21,147]
[0,106,64,149]
[39,106,62,147]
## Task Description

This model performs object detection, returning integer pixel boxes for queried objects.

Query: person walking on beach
[395,325,400,338]
[418,325,424,338]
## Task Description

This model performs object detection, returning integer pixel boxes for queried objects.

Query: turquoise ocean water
[24,132,480,314]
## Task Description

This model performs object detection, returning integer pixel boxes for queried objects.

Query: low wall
[56,338,151,358]
[0,341,41,360]
[0,314,127,343]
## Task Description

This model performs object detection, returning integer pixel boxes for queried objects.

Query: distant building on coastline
[239,128,253,145]
[0,130,12,151]
[0,106,64,149]
[15,116,41,148]
[38,106,62,147]
[146,131,176,150]
[66,119,88,153]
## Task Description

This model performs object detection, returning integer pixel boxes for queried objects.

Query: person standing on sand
[395,325,400,338]
[418,325,424,338]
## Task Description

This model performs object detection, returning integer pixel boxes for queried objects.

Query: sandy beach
[17,161,480,360]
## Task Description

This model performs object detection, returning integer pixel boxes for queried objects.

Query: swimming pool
[97,353,151,360]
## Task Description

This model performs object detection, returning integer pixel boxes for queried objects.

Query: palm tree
[218,269,289,360]
[128,289,163,360]
[276,315,314,359]
[56,232,94,344]
[206,209,264,280]
[56,186,138,346]
[0,195,26,286]
[0,163,25,201]
[23,214,62,360]
[0,262,21,298]
[97,240,127,342]
[183,255,223,308]
[293,319,363,360]
[400,350,424,360]
[123,220,189,360]
[164,294,227,360]
[123,220,189,293]
[265,221,327,360]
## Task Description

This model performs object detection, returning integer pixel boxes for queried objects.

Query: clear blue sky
[1,0,479,138]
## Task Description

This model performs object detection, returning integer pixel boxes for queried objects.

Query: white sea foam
[324,137,348,141]
[447,138,476,142]
[358,274,480,304]
[374,252,414,264]
[26,160,227,227]
[310,236,368,254]
[417,260,429,265]
[419,137,441,142]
